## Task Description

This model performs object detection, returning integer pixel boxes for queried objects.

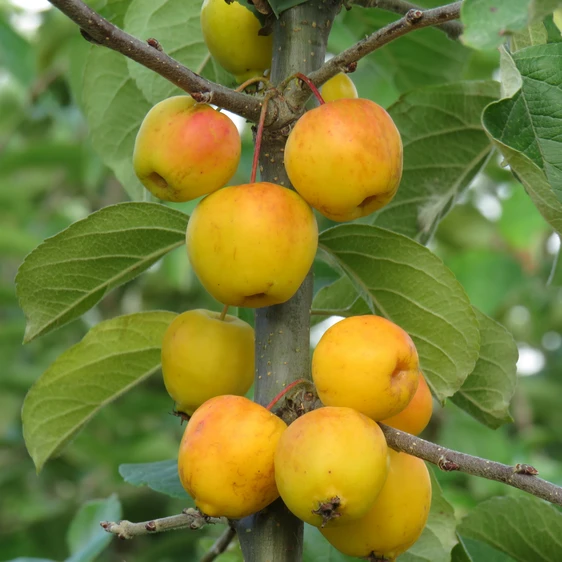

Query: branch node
[80,28,102,45]
[191,91,214,104]
[145,520,157,532]
[438,456,460,472]
[147,37,164,51]
[405,8,424,24]
[343,61,358,73]
[514,463,539,476]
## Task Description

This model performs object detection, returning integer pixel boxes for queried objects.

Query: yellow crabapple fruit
[133,96,240,202]
[274,406,388,528]
[178,395,286,518]
[321,450,432,561]
[312,315,419,421]
[186,182,318,308]
[200,0,272,83]
[284,98,402,222]
[161,309,254,416]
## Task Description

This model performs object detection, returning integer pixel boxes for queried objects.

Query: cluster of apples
[162,312,433,561]
[133,5,430,557]
[133,80,403,307]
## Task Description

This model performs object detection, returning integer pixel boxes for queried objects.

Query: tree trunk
[236,2,340,561]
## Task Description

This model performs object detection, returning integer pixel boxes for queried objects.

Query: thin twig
[46,0,266,122]
[251,93,274,183]
[100,508,224,540]
[352,0,464,40]
[289,1,463,108]
[379,424,562,506]
[219,304,229,321]
[199,526,237,562]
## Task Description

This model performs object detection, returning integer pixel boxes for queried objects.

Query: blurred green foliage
[1,1,561,561]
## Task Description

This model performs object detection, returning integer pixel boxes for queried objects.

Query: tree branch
[352,0,464,40]
[275,383,562,508]
[200,526,237,562]
[100,508,224,540]
[379,424,562,507]
[47,0,269,122]
[290,1,463,107]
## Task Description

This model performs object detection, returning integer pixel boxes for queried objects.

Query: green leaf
[8,556,54,562]
[98,0,131,26]
[425,470,458,555]
[451,310,518,428]
[81,47,152,199]
[119,459,192,500]
[124,0,234,104]
[459,496,562,562]
[484,44,562,204]
[451,539,474,562]
[22,311,176,471]
[0,15,34,86]
[332,9,471,96]
[402,469,458,562]
[311,275,370,326]
[302,524,355,562]
[7,559,56,562]
[16,203,188,342]
[372,81,499,242]
[511,20,548,51]
[318,224,480,401]
[461,0,561,50]
[66,495,122,562]
[458,537,516,562]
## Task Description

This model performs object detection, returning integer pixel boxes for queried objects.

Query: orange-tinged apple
[274,407,388,528]
[284,98,402,222]
[186,182,318,308]
[321,73,358,102]
[161,309,254,416]
[312,315,419,421]
[178,395,286,519]
[201,0,272,83]
[381,372,433,435]
[133,96,240,202]
[321,450,432,561]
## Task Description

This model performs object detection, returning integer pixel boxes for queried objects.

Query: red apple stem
[295,73,325,105]
[219,304,229,321]
[266,379,307,411]
[235,76,273,92]
[250,93,273,184]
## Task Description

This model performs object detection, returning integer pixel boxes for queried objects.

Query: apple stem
[235,76,273,92]
[265,378,307,411]
[219,304,229,321]
[250,93,273,184]
[295,73,325,105]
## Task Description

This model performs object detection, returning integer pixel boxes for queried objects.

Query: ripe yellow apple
[178,395,286,518]
[284,98,403,222]
[201,0,273,83]
[381,372,433,435]
[161,309,254,416]
[186,182,318,308]
[322,450,432,560]
[133,96,240,202]
[320,73,358,102]
[274,406,388,528]
[312,315,419,421]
